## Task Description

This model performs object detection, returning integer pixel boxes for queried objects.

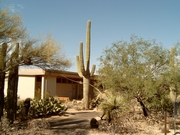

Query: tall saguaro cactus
[76,20,96,109]
[0,43,7,119]
[7,43,19,123]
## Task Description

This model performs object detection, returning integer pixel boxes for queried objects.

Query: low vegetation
[0,96,67,134]
[28,97,67,118]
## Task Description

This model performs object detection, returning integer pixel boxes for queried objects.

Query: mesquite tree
[76,20,96,109]
[97,36,170,116]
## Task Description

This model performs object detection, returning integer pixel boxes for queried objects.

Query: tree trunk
[136,97,148,117]
[83,76,90,109]
[0,43,7,119]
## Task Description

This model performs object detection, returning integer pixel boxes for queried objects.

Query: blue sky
[1,0,180,72]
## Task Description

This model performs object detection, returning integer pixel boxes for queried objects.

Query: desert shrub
[98,91,128,122]
[29,97,67,118]
[44,91,51,99]
[34,89,41,100]
[146,93,174,115]
[16,100,24,116]
[90,97,103,109]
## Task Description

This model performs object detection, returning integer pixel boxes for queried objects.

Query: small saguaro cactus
[169,46,176,102]
[76,20,96,109]
[168,46,180,103]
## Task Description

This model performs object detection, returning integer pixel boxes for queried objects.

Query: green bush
[16,100,24,115]
[98,91,128,123]
[146,94,174,115]
[90,97,103,109]
[3,96,67,119]
[29,97,67,118]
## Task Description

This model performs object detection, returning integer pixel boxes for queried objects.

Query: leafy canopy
[97,36,169,102]
[0,8,26,42]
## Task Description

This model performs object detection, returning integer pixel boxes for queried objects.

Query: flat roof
[19,68,45,75]
[18,67,98,79]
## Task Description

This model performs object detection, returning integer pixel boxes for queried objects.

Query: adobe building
[4,68,97,101]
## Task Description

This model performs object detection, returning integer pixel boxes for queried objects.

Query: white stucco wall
[4,78,8,96]
[18,76,35,99]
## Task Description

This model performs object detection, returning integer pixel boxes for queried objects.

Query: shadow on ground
[49,118,88,129]
[48,110,100,134]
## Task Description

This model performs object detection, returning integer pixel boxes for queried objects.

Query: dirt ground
[45,108,178,135]
[1,108,180,135]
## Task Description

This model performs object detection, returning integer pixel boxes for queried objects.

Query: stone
[90,118,99,128]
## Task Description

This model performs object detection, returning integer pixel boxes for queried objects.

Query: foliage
[98,91,128,122]
[0,8,71,72]
[97,35,171,112]
[146,84,173,114]
[0,8,26,42]
[4,96,67,119]
[89,97,103,109]
[34,89,41,100]
[18,35,71,70]
[44,91,51,99]
[28,97,67,118]
[150,44,180,112]
[166,45,180,102]
[16,100,24,115]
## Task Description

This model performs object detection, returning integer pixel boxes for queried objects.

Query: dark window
[36,76,42,82]
[56,78,61,83]
[62,79,67,83]
[68,80,72,83]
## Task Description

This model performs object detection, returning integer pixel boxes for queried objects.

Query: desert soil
[46,108,178,135]
[1,108,180,135]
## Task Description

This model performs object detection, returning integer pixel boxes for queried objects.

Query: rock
[21,98,31,120]
[90,118,99,128]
